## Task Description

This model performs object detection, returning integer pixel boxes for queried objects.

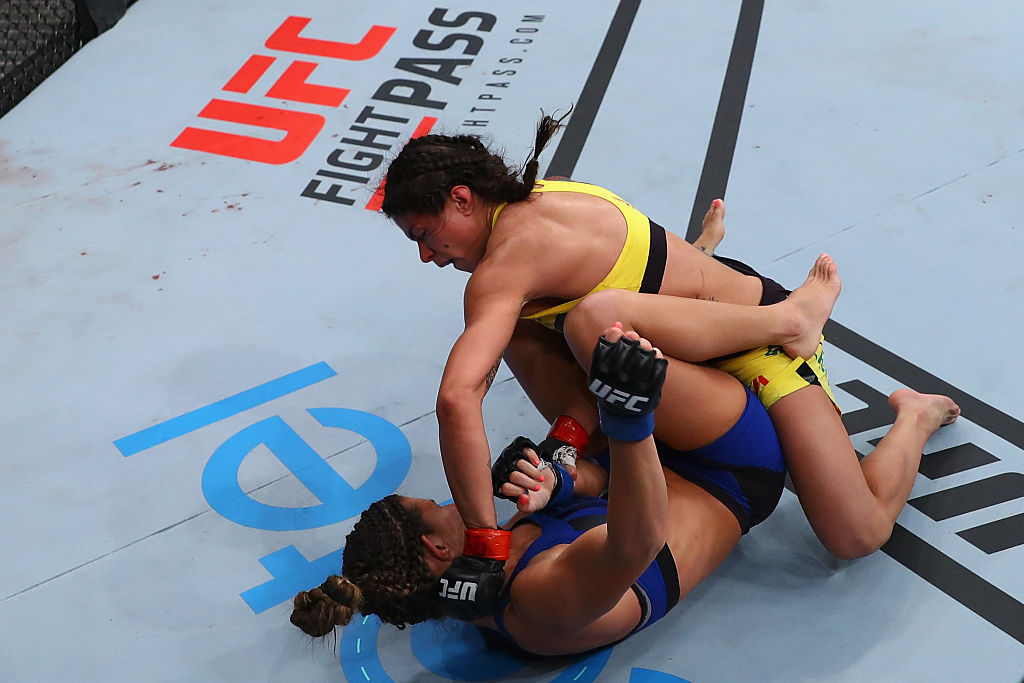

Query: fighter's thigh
[565,290,701,362]
[564,298,746,448]
[664,473,743,593]
[653,358,748,451]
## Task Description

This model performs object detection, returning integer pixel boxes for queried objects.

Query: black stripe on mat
[538,0,1024,647]
[544,0,641,179]
[685,0,764,242]
[884,524,1024,644]
[694,9,1024,647]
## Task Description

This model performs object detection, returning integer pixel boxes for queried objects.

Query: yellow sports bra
[491,180,665,332]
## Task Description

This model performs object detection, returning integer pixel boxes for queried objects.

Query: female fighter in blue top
[290,319,789,655]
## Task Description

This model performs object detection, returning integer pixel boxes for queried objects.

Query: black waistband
[629,543,679,634]
[640,219,668,294]
[552,218,667,335]
[712,254,790,305]
[657,543,681,611]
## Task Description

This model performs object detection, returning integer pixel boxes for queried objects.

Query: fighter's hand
[588,323,667,441]
[596,323,665,366]
[439,528,510,621]
[492,437,554,512]
[510,450,556,514]
[589,323,666,414]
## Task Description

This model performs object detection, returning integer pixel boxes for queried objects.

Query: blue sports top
[491,497,679,646]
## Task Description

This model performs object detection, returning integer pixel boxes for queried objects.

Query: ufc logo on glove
[589,380,650,412]
[439,578,478,602]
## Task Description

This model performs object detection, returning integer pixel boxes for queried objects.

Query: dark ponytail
[380,107,571,218]
[521,106,572,191]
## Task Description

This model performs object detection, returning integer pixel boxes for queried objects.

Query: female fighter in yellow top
[378,114,959,616]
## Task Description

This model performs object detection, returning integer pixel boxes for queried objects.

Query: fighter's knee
[569,289,633,328]
[564,290,633,348]
[822,527,889,560]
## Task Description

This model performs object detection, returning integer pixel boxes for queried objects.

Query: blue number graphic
[202,407,410,530]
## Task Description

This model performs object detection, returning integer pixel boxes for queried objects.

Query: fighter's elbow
[611,527,665,572]
[435,382,477,421]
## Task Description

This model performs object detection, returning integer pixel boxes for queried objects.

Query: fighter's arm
[498,333,670,653]
[437,220,589,527]
[506,445,666,654]
[436,284,525,529]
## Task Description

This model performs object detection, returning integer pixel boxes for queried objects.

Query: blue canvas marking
[629,668,693,683]
[202,408,411,530]
[241,544,345,614]
[552,649,612,683]
[114,361,336,456]
[341,613,613,681]
[341,615,389,682]
[410,618,525,680]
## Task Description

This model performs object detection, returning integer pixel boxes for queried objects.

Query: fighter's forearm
[605,435,667,563]
[572,458,609,497]
[437,392,498,529]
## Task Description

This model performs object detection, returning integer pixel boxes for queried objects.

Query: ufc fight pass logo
[589,380,649,412]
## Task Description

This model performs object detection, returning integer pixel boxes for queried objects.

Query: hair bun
[290,577,359,637]
[321,576,363,608]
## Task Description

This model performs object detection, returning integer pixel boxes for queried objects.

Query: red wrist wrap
[463,528,511,560]
[548,415,589,453]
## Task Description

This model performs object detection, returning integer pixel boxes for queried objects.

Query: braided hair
[289,494,442,637]
[380,108,571,219]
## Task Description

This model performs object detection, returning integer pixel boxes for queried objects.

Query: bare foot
[693,199,726,256]
[781,253,842,360]
[889,389,961,433]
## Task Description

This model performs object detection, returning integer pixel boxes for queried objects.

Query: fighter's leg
[569,254,841,363]
[500,319,606,500]
[770,385,959,559]
[563,315,748,452]
[692,198,725,256]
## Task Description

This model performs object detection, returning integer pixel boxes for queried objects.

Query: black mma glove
[491,436,538,501]
[492,436,575,508]
[588,335,667,441]
[438,528,510,621]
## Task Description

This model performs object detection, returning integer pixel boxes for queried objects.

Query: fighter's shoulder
[485,204,563,267]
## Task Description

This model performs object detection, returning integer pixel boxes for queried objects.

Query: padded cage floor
[2,1,1023,681]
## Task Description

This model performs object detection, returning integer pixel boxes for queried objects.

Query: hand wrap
[537,415,589,471]
[588,335,667,441]
[438,528,510,621]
